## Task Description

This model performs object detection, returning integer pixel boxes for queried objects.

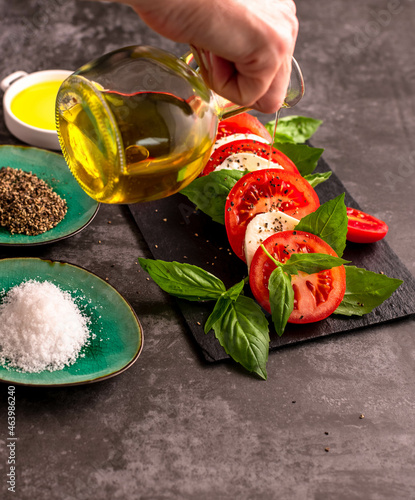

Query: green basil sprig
[260,245,349,336]
[270,132,296,144]
[268,266,294,338]
[138,258,269,379]
[279,253,350,276]
[295,193,348,257]
[273,142,324,176]
[203,278,247,333]
[334,266,403,316]
[304,171,332,188]
[138,258,225,300]
[209,295,270,380]
[266,115,322,144]
[180,170,244,224]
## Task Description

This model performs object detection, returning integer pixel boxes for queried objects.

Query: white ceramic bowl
[1,69,72,150]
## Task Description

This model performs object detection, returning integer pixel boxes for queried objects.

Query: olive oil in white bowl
[1,69,72,150]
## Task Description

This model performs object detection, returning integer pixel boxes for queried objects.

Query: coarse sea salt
[0,280,91,373]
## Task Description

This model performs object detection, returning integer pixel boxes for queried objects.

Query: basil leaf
[266,116,322,143]
[268,267,294,337]
[272,132,297,144]
[295,193,348,257]
[304,171,332,188]
[224,278,246,300]
[180,170,244,224]
[138,258,226,300]
[211,295,270,379]
[334,266,403,316]
[204,295,231,334]
[274,142,324,176]
[204,279,246,333]
[281,253,350,276]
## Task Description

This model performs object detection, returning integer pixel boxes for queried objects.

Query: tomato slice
[201,139,300,176]
[346,207,389,243]
[216,113,272,142]
[225,169,320,261]
[249,230,346,323]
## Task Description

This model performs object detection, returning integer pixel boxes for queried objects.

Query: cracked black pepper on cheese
[0,166,67,235]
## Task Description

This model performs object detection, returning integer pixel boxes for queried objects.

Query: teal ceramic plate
[0,258,143,386]
[0,145,99,246]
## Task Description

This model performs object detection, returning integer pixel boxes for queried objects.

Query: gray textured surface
[0,1,414,499]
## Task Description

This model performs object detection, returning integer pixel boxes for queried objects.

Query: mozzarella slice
[213,133,268,151]
[214,152,283,173]
[244,211,299,267]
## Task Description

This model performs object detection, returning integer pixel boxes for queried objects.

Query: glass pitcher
[56,45,303,204]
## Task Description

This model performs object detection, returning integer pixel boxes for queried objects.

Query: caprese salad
[139,113,401,379]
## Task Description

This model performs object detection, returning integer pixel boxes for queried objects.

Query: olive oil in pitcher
[57,80,215,204]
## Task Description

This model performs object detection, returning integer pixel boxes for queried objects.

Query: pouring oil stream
[268,109,281,165]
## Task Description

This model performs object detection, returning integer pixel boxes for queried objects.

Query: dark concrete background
[0,1,414,499]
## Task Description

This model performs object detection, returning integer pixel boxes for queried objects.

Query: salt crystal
[0,280,91,373]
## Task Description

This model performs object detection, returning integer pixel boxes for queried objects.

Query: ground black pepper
[0,166,67,236]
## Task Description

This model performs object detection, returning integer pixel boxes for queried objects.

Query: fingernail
[189,45,201,67]
[200,49,211,73]
[190,45,209,74]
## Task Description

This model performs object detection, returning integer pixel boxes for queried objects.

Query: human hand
[114,0,299,113]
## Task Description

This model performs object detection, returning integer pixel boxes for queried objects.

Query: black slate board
[129,157,415,362]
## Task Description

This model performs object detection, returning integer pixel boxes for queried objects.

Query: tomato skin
[346,207,389,243]
[249,231,346,323]
[202,139,300,176]
[225,169,320,262]
[216,113,272,142]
